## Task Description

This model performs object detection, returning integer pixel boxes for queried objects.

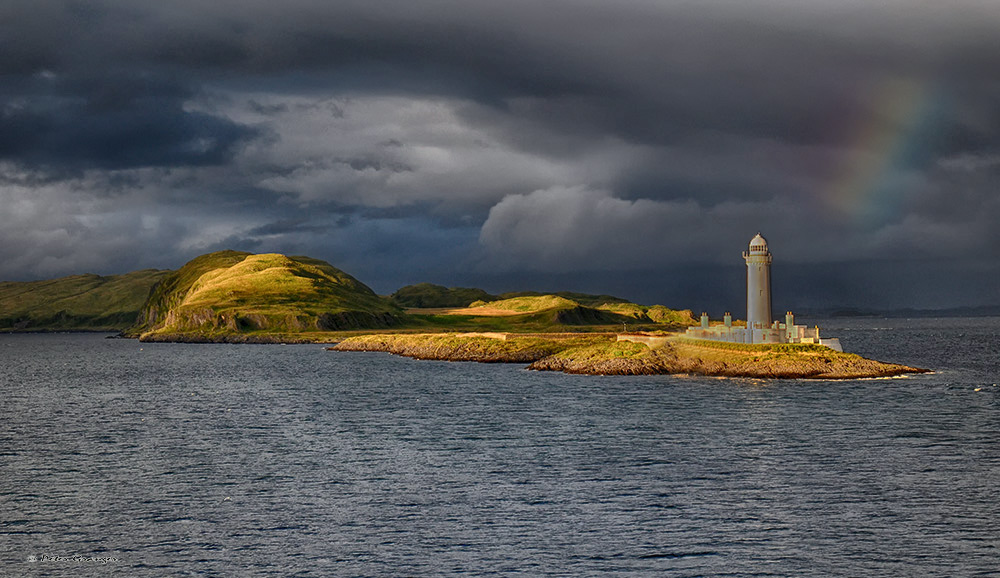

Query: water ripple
[1,324,999,576]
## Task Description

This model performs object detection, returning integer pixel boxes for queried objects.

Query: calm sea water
[1,317,998,577]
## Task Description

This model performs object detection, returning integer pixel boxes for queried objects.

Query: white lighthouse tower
[743,233,772,334]
[679,234,842,351]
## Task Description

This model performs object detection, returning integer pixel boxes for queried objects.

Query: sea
[1,317,998,577]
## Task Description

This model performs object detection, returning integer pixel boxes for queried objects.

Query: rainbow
[821,77,945,225]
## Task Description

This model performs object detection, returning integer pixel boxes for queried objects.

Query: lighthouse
[743,233,772,331]
[682,234,842,351]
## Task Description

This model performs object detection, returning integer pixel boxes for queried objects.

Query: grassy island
[332,333,928,379]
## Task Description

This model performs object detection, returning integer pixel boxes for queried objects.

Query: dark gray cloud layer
[0,72,256,170]
[2,0,999,309]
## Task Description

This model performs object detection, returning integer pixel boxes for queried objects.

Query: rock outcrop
[333,333,929,379]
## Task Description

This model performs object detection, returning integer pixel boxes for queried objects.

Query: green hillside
[402,294,696,333]
[0,269,171,331]
[392,285,640,312]
[597,303,698,326]
[468,295,580,312]
[468,295,696,327]
[0,251,697,339]
[391,283,497,308]
[129,251,402,339]
[496,291,632,307]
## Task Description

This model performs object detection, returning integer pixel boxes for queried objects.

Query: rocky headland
[331,333,929,379]
[127,251,403,340]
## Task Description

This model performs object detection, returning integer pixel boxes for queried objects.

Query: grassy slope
[468,295,579,312]
[597,303,697,325]
[406,294,631,333]
[333,333,609,362]
[129,251,402,339]
[0,269,171,331]
[432,295,698,332]
[130,250,252,334]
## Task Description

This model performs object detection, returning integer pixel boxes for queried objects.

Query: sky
[2,0,999,312]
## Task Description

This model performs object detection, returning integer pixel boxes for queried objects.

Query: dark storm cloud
[0,71,257,171]
[245,219,326,237]
[6,1,1000,162]
[2,0,1000,309]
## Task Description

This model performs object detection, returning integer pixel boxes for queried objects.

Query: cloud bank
[2,0,998,308]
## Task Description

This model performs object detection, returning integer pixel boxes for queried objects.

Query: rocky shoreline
[331,333,929,379]
[136,331,336,344]
[330,333,594,363]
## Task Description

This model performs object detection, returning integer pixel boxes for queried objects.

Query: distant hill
[596,302,698,326]
[468,295,580,313]
[454,295,697,329]
[391,283,497,308]
[128,251,402,339]
[0,269,171,331]
[0,251,698,339]
[804,305,1000,319]
[496,291,632,307]
[392,284,639,311]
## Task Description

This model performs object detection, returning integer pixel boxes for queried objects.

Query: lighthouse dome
[748,233,768,254]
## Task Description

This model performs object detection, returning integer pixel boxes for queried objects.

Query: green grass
[0,269,171,331]
[469,295,580,312]
[645,305,698,326]
[403,312,600,333]
[546,339,650,360]
[337,332,619,361]
[596,303,697,327]
[401,293,695,333]
[130,251,402,337]
[130,250,251,332]
[180,253,389,314]
[674,336,840,354]
[596,302,647,317]
[125,253,704,339]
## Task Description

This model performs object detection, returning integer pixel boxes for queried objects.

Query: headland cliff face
[331,333,928,379]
